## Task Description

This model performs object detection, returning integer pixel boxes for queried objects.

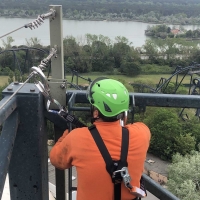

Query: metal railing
[1,84,195,199]
[0,83,49,200]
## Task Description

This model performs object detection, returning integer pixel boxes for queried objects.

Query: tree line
[1,0,200,24]
[1,34,200,78]
[145,24,200,40]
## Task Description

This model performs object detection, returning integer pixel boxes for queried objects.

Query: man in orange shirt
[50,78,151,200]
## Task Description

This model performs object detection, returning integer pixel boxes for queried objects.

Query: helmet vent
[106,93,111,97]
[112,94,117,99]
[103,102,112,112]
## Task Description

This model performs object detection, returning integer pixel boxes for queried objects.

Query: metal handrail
[2,88,200,199]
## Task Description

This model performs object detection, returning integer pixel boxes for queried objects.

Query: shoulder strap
[89,125,113,175]
[89,125,129,200]
[120,127,129,167]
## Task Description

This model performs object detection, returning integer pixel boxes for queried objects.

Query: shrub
[144,108,196,160]
[167,152,200,200]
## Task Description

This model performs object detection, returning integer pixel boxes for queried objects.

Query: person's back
[50,78,151,200]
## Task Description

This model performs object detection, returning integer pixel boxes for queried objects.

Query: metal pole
[142,174,180,200]
[48,5,66,109]
[49,5,67,200]
[7,84,49,200]
[54,126,66,200]
[49,5,64,79]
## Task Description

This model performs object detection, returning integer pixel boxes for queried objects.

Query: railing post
[0,110,19,199]
[54,126,66,200]
[3,83,49,200]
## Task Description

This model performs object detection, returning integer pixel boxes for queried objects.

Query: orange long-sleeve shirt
[50,121,151,200]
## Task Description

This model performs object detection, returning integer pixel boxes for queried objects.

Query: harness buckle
[112,167,132,186]
[112,168,123,184]
[120,167,132,188]
[115,167,147,198]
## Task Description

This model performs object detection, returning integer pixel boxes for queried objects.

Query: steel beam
[0,110,19,199]
[2,83,49,200]
[66,90,200,108]
[0,95,17,126]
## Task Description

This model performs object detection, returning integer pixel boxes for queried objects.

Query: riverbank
[1,14,200,26]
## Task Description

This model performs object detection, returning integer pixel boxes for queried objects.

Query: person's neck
[95,118,103,122]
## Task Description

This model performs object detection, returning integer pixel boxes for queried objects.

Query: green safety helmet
[87,77,129,117]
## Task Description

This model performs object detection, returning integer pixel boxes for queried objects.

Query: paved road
[144,153,170,200]
[146,191,159,200]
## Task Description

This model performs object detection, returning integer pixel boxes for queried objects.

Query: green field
[0,73,193,88]
[0,76,8,86]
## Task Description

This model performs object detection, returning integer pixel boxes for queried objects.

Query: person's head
[86,77,129,123]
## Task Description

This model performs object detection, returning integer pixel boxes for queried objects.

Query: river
[1,17,200,48]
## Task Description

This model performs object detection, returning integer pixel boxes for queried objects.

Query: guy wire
[0,25,25,39]
[0,72,35,110]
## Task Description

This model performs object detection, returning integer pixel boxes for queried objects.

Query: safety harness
[88,125,147,200]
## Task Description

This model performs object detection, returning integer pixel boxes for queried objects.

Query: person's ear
[93,109,99,118]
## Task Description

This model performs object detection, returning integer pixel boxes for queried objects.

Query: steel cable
[0,26,25,39]
[0,8,56,40]
[0,72,35,111]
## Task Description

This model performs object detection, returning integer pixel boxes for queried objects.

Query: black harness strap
[89,125,129,200]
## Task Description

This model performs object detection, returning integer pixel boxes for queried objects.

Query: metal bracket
[47,78,67,109]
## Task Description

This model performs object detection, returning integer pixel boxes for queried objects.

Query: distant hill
[1,0,200,24]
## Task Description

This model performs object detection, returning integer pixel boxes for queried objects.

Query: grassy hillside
[0,73,192,89]
[0,76,8,86]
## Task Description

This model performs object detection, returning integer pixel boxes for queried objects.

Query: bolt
[7,87,13,91]
[30,88,35,92]
[60,84,66,89]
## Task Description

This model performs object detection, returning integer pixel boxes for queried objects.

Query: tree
[65,57,75,71]
[189,49,200,63]
[91,40,113,72]
[121,61,141,76]
[26,37,42,47]
[144,108,196,160]
[8,70,14,84]
[14,69,21,82]
[167,152,200,200]
[63,36,83,72]
[2,36,14,49]
[112,41,131,68]
[142,39,158,63]
[186,30,193,38]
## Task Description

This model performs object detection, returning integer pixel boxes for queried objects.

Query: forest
[1,34,200,78]
[1,0,200,24]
